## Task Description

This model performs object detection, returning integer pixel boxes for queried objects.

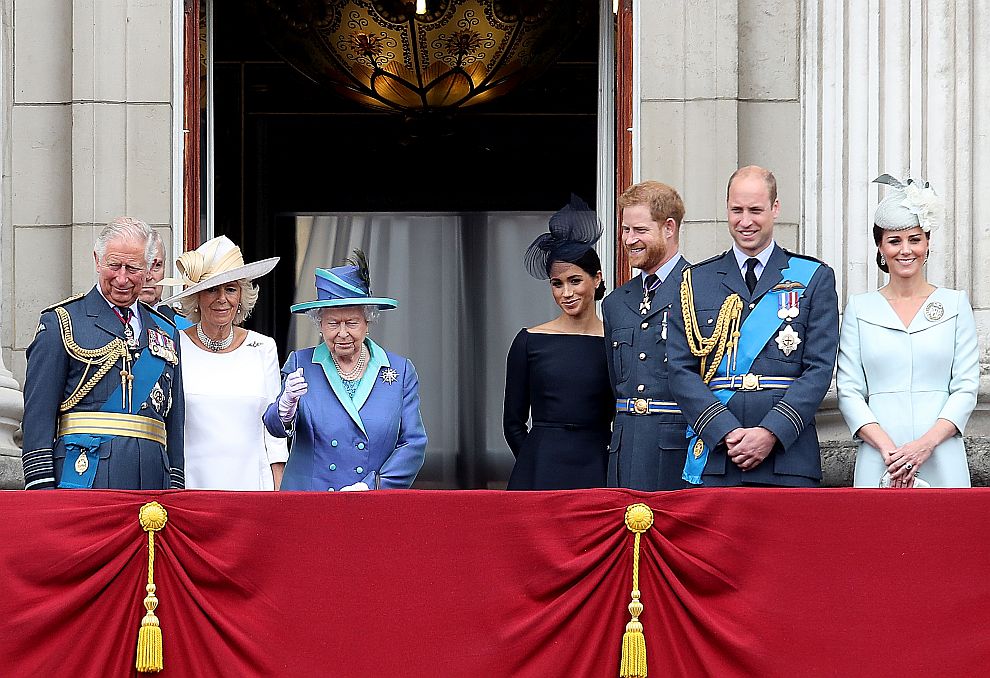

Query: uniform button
[331,440,338,447]
[639,352,646,360]
[140,403,149,410]
[707,318,714,324]
[641,322,649,330]
[356,466,364,474]
[637,384,645,392]
[357,442,366,450]
[749,302,756,309]
[613,341,618,347]
[329,464,336,471]
[663,357,668,363]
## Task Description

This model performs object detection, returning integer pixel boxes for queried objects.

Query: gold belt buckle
[740,373,761,391]
[633,398,649,414]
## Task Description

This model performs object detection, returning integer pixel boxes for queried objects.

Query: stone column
[804,0,990,483]
[0,0,25,489]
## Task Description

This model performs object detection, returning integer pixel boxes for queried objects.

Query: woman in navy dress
[503,197,614,489]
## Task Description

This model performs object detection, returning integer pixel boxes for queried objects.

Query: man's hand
[725,427,777,470]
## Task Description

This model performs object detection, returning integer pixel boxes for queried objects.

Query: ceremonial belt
[708,374,795,392]
[58,412,167,446]
[616,398,682,415]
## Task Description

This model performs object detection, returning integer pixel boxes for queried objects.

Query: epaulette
[783,249,827,265]
[40,292,86,315]
[684,250,731,270]
[142,301,177,329]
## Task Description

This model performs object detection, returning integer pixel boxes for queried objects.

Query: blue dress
[502,330,613,489]
[263,338,427,491]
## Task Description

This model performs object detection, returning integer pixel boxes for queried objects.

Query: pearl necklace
[197,322,234,352]
[331,345,368,381]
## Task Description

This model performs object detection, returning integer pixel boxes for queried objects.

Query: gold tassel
[136,502,168,673]
[620,503,654,678]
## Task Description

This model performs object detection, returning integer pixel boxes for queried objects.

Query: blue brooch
[380,367,399,385]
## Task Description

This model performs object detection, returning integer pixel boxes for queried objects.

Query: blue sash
[682,257,820,484]
[58,313,173,488]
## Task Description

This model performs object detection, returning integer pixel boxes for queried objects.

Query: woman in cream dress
[837,175,979,488]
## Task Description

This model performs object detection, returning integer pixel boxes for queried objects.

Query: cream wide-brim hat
[159,235,279,304]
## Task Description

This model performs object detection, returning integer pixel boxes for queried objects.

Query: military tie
[114,305,137,348]
[745,258,759,295]
[640,273,660,314]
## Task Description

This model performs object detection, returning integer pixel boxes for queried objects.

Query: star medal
[149,382,166,413]
[74,450,89,475]
[777,290,800,321]
[123,323,137,349]
[924,301,944,322]
[775,324,801,356]
[640,292,650,315]
[381,367,399,385]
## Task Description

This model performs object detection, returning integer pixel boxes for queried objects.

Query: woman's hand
[886,439,935,488]
[278,368,308,423]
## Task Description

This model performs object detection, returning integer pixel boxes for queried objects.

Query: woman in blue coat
[263,251,427,491]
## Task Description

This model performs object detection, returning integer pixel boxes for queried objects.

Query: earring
[879,253,886,266]
[925,251,929,263]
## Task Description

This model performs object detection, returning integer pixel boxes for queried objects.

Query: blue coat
[666,245,839,486]
[263,339,427,491]
[602,259,691,490]
[21,286,185,489]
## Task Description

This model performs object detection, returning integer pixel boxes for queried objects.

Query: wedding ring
[904,463,914,471]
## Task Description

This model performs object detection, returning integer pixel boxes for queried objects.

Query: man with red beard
[603,181,691,490]
[667,166,838,487]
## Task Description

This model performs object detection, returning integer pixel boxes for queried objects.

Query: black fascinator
[523,195,603,279]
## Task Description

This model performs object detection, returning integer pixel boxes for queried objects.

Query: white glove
[338,481,370,492]
[278,368,308,423]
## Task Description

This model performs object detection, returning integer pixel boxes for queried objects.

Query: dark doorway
[210,0,601,487]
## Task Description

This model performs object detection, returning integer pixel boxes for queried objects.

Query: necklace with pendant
[197,322,234,352]
[331,345,368,381]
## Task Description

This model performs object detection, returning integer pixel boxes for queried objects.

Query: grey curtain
[289,212,560,488]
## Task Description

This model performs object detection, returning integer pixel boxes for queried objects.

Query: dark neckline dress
[502,329,614,490]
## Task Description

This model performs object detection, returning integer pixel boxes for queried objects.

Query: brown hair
[618,181,685,227]
[726,166,778,204]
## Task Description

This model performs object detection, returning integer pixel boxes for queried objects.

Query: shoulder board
[40,292,86,315]
[143,302,177,329]
[684,250,731,270]
[782,249,826,265]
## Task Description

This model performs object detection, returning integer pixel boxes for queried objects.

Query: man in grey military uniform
[603,181,691,490]
[21,217,185,490]
[667,166,839,487]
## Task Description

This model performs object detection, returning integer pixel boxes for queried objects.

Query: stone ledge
[822,437,990,487]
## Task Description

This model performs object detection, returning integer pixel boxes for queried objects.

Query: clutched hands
[725,427,777,471]
[885,439,934,488]
[278,368,308,423]
[327,482,370,492]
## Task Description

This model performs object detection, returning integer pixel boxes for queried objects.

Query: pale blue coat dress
[837,287,979,487]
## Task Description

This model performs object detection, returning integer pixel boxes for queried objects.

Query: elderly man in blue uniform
[603,181,691,490]
[21,217,185,490]
[667,166,839,487]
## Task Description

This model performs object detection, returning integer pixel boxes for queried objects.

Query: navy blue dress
[502,329,613,490]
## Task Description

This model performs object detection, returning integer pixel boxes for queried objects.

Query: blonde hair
[178,279,259,325]
[618,181,685,227]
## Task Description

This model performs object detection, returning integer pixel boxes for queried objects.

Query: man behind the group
[21,216,185,490]
[603,181,691,490]
[140,229,192,329]
[667,166,838,487]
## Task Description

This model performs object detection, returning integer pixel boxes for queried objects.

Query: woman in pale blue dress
[837,175,979,488]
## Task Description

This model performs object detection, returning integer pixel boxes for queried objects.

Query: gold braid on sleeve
[679,268,744,383]
[55,306,131,412]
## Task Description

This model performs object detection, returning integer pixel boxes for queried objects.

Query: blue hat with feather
[290,249,398,313]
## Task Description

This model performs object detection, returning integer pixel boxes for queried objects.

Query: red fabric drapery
[1,488,988,677]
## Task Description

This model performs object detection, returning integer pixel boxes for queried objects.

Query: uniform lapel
[87,287,128,341]
[751,244,787,301]
[135,303,154,351]
[620,277,646,317]
[717,251,750,300]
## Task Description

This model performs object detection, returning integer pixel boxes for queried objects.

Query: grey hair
[306,306,379,327]
[148,228,165,263]
[94,216,156,267]
[177,279,259,325]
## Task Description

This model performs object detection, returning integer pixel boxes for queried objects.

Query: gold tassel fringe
[136,502,168,673]
[619,503,654,678]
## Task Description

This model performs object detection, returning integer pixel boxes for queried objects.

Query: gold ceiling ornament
[135,502,168,673]
[619,503,654,678]
[246,0,593,113]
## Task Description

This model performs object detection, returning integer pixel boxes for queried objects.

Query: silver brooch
[380,367,399,385]
[924,301,944,322]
